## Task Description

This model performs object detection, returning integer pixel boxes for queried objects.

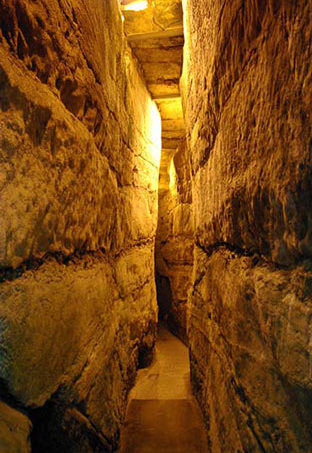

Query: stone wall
[156,139,193,343]
[0,0,161,450]
[182,0,312,451]
[0,402,31,453]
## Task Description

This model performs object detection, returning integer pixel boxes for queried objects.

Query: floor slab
[117,326,208,453]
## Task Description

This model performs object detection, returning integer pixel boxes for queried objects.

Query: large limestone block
[0,0,161,269]
[0,249,157,445]
[0,52,119,267]
[0,402,31,453]
[189,247,312,452]
[182,0,312,265]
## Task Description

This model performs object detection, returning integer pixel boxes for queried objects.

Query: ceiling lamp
[121,0,148,12]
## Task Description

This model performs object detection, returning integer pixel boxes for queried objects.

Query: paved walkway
[117,325,208,453]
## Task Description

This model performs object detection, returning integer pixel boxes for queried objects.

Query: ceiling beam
[127,26,184,42]
[153,94,181,101]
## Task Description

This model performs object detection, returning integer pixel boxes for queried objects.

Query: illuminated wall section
[0,0,161,450]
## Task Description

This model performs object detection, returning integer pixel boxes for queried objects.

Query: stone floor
[117,325,208,453]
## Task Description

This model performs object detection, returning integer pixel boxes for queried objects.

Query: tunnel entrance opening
[155,273,173,321]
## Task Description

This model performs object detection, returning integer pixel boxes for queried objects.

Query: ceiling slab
[127,26,183,41]
[121,0,185,186]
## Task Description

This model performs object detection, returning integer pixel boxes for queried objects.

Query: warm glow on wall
[169,158,177,191]
[123,1,148,12]
[147,101,162,167]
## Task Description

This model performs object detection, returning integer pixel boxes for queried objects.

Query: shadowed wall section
[182,0,312,451]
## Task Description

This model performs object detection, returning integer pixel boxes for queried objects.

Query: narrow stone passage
[117,325,208,453]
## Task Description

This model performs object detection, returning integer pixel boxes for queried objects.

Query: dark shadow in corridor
[155,274,173,321]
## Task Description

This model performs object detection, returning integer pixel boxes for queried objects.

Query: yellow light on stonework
[148,101,162,167]
[123,1,148,11]
[169,157,177,192]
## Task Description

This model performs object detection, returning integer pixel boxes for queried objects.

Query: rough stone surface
[0,250,157,441]
[182,0,312,266]
[156,140,193,342]
[123,0,184,98]
[0,0,161,267]
[0,0,160,449]
[123,0,183,35]
[0,402,31,453]
[182,0,312,451]
[190,247,312,452]
[130,37,183,99]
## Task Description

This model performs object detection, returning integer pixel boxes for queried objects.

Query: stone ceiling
[121,0,185,192]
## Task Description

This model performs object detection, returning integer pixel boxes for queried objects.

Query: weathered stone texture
[0,0,160,449]
[190,247,312,452]
[123,0,183,35]
[123,0,184,99]
[0,402,31,453]
[183,0,312,265]
[0,0,160,267]
[156,139,193,342]
[182,0,312,451]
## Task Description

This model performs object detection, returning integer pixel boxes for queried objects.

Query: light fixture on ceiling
[121,0,148,12]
